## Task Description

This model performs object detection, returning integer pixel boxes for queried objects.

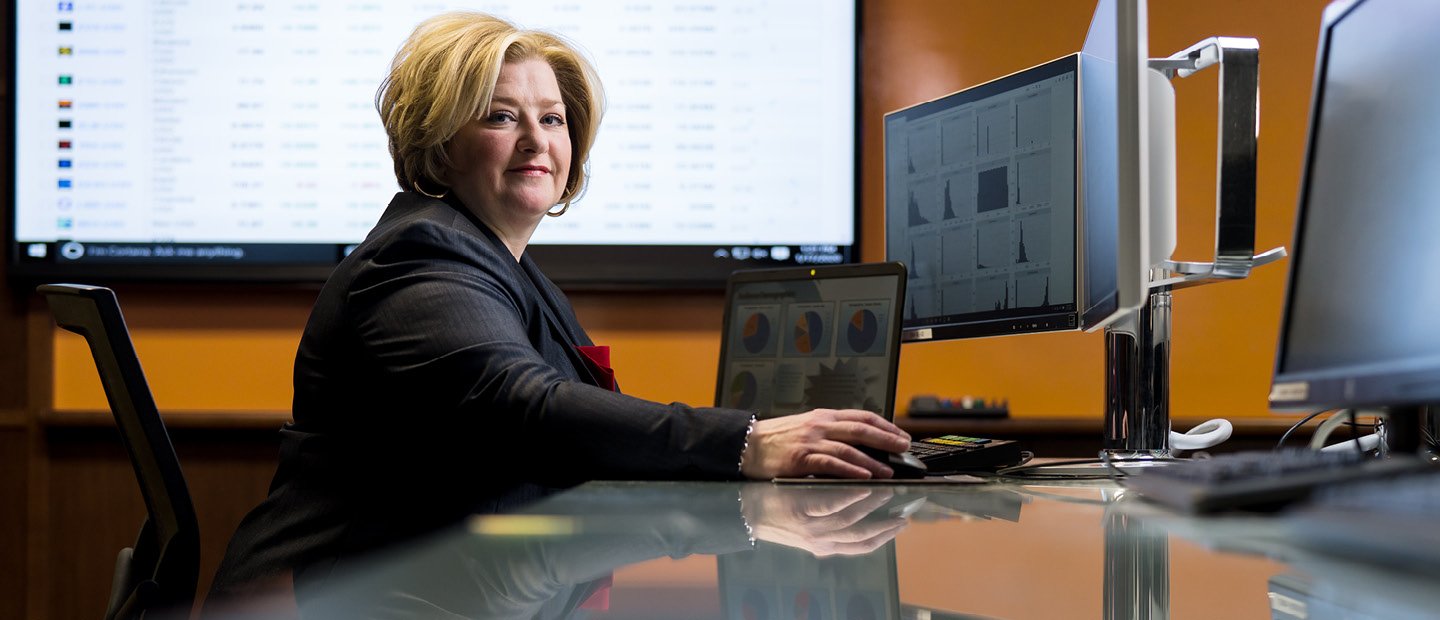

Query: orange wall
[53,0,1331,420]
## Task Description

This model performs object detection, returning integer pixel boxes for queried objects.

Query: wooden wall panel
[0,291,31,620]
[0,429,29,620]
[178,429,285,604]
[42,426,281,619]
[45,431,142,620]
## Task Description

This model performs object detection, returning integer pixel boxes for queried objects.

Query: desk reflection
[207,478,1440,619]
[1111,488,1440,620]
[235,482,1030,620]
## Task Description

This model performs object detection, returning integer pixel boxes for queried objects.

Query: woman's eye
[486,111,515,123]
[543,114,566,126]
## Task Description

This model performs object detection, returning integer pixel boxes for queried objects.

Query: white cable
[1308,409,1383,450]
[1319,433,1382,453]
[1309,409,1352,449]
[1170,418,1233,451]
[1310,408,1387,453]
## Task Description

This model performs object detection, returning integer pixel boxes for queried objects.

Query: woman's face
[445,58,571,227]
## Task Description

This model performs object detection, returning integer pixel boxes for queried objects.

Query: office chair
[39,284,200,620]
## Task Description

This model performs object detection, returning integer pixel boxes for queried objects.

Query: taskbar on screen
[9,240,854,288]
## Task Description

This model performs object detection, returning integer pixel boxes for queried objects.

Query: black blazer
[208,192,753,600]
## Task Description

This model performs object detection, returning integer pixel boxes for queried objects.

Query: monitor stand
[1102,287,1173,461]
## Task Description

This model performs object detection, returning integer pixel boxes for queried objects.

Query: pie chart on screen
[742,313,771,354]
[846,309,878,353]
[731,371,759,409]
[793,311,824,354]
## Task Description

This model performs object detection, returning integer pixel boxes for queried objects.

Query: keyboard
[908,435,1026,473]
[1125,449,1437,513]
[1288,469,1440,571]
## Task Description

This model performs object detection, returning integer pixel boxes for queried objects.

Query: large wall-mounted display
[7,1,859,286]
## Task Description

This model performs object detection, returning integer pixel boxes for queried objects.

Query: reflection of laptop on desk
[715,262,908,419]
[719,540,902,620]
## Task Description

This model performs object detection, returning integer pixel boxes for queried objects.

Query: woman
[209,11,910,600]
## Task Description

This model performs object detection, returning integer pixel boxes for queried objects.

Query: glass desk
[220,479,1440,619]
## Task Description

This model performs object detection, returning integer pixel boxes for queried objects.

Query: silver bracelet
[736,414,757,476]
[736,491,756,546]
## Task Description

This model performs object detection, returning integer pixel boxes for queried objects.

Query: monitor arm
[1103,37,1285,460]
[1151,36,1286,289]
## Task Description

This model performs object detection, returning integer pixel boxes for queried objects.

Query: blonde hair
[377,12,605,206]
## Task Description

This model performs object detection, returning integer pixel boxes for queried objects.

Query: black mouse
[861,447,929,479]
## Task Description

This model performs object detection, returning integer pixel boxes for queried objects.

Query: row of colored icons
[55,2,75,239]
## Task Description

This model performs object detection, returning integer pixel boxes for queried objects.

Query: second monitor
[884,54,1086,341]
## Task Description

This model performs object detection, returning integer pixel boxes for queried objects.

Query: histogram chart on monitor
[885,55,1080,341]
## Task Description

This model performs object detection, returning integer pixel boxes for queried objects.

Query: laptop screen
[715,262,907,420]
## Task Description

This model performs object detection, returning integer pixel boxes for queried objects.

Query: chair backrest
[39,284,199,619]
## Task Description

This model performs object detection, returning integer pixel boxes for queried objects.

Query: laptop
[715,262,907,420]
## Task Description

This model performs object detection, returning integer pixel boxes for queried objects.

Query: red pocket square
[576,345,616,391]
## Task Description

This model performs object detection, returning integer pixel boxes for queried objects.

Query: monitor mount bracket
[1103,37,1286,460]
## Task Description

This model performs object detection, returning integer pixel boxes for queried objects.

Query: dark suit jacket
[208,192,753,601]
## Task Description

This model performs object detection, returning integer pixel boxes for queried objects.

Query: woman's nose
[517,119,547,154]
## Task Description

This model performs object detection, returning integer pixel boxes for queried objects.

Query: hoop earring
[546,202,569,218]
[412,179,448,199]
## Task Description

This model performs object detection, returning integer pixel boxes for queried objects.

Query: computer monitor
[1269,0,1440,417]
[882,0,1155,343]
[883,55,1081,341]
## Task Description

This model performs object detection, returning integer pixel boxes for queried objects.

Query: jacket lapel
[434,192,607,390]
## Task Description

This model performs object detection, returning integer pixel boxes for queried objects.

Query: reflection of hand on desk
[741,484,908,557]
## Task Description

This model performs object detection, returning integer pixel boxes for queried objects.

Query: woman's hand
[739,409,911,480]
[740,484,909,557]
